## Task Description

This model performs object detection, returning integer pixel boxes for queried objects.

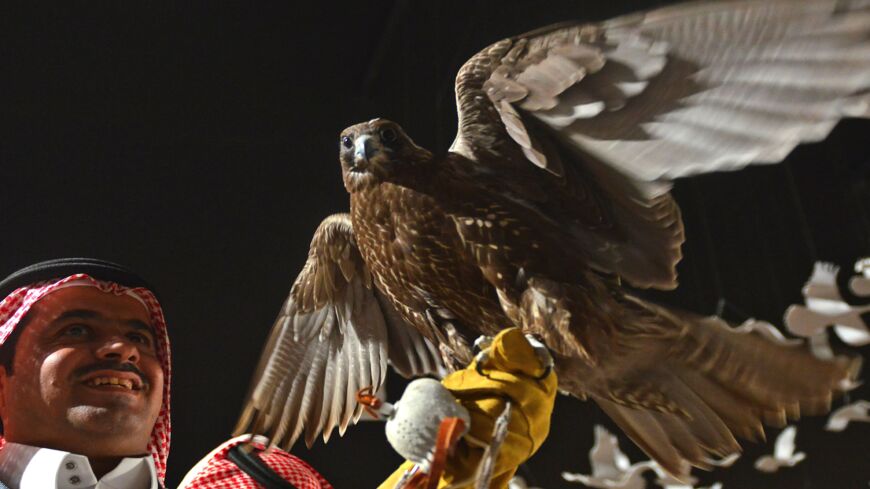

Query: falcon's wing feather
[450,0,869,290]
[378,288,446,378]
[580,0,870,187]
[235,214,441,449]
[586,310,857,476]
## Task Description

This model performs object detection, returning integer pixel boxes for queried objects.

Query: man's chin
[66,404,152,435]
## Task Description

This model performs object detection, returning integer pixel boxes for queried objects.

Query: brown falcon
[236,0,869,476]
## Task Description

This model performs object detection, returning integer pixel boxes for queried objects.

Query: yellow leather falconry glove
[379,327,558,489]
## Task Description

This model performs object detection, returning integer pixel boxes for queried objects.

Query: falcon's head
[339,118,433,193]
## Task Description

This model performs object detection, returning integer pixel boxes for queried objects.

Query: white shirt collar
[0,443,157,489]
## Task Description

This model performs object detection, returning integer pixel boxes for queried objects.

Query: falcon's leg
[515,275,618,365]
[424,307,474,371]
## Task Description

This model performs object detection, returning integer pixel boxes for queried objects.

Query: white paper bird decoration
[852,257,870,296]
[754,426,806,473]
[650,454,735,489]
[825,400,870,432]
[508,476,545,489]
[785,261,870,347]
[732,319,802,347]
[654,474,723,489]
[562,425,655,489]
[564,425,735,489]
[652,469,698,489]
[664,483,722,489]
[855,258,870,277]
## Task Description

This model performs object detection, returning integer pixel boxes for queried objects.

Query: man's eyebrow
[53,309,101,322]
[53,310,154,334]
[125,319,155,335]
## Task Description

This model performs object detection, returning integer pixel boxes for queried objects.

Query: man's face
[0,286,164,456]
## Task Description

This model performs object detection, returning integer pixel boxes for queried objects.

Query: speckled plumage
[350,177,505,367]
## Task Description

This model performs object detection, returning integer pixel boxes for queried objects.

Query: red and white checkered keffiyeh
[180,434,332,489]
[0,273,172,485]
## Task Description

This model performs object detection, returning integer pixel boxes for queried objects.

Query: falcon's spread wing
[235,214,442,449]
[450,0,870,290]
[446,184,858,475]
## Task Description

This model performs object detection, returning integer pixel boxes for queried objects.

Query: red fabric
[0,274,172,485]
[181,437,333,489]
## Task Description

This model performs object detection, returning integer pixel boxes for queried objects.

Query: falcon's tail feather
[527,282,861,477]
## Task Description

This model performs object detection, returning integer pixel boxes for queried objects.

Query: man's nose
[95,337,140,363]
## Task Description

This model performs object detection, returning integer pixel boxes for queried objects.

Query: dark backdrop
[1,1,868,488]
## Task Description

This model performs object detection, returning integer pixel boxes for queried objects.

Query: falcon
[236,0,868,476]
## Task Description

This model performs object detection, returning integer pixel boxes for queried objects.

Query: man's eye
[128,333,153,347]
[63,325,89,337]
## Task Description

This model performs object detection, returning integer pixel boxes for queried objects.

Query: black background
[1,1,868,488]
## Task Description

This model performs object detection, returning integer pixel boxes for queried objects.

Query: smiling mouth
[82,375,143,391]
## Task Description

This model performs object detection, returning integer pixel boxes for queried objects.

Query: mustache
[74,361,147,386]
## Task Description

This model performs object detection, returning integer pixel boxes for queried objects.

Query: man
[0,258,171,489]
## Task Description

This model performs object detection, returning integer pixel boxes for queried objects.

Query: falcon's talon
[357,385,396,420]
[473,335,493,354]
[524,333,554,372]
[533,365,553,381]
[474,349,491,376]
[523,333,545,346]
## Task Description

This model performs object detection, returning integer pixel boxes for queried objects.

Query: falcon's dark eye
[341,136,353,149]
[380,127,398,145]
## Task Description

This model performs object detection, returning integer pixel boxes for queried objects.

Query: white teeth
[86,376,135,390]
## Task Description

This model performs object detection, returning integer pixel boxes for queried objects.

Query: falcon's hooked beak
[353,135,378,169]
